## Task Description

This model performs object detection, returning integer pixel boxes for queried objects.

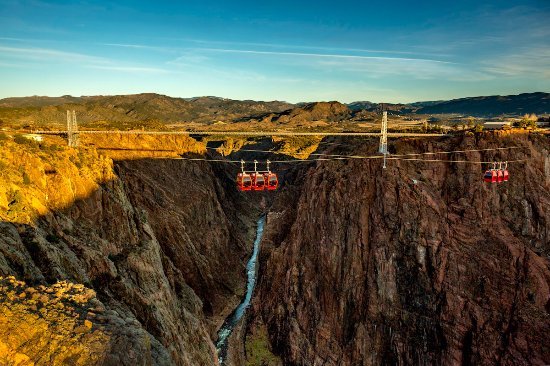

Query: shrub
[22,172,31,185]
[13,135,38,147]
[48,144,62,152]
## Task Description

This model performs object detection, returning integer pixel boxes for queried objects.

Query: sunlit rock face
[0,136,258,365]
[252,133,550,366]
[0,276,170,366]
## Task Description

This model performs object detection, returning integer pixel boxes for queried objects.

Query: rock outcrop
[0,276,170,365]
[251,132,550,365]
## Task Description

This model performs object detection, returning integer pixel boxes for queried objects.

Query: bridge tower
[67,110,79,147]
[378,106,388,168]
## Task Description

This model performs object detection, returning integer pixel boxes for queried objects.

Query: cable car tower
[67,110,79,147]
[378,105,388,168]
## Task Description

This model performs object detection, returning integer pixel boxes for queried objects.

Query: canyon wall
[252,133,550,365]
[1,131,548,365]
[0,135,258,365]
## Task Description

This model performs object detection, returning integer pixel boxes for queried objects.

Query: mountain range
[349,92,549,116]
[0,92,547,128]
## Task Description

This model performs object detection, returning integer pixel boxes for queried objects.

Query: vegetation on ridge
[0,134,114,224]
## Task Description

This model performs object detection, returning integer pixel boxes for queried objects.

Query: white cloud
[166,52,211,66]
[165,37,448,57]
[101,43,178,53]
[87,65,172,74]
[312,57,493,81]
[481,48,550,79]
[0,44,180,76]
[193,47,454,64]
[179,47,479,81]
[0,45,108,64]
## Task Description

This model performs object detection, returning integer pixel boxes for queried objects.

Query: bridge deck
[31,130,447,137]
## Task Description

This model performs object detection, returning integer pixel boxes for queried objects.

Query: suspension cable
[157,146,526,166]
[205,145,523,160]
[387,157,525,164]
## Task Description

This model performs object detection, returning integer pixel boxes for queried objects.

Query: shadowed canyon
[0,131,548,365]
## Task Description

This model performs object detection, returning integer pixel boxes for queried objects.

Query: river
[215,216,265,365]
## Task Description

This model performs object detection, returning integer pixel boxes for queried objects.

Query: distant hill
[0,92,548,130]
[409,100,445,108]
[247,101,351,125]
[347,101,376,112]
[347,92,549,116]
[347,101,417,115]
[0,95,84,108]
[0,93,294,128]
[415,92,549,116]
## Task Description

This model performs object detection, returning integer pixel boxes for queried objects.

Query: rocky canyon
[0,131,548,365]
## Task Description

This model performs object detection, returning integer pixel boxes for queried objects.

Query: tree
[474,124,484,133]
[513,120,525,128]
[422,121,428,132]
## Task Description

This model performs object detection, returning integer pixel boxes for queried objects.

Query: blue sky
[0,0,548,103]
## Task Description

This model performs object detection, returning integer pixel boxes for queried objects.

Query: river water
[215,216,265,365]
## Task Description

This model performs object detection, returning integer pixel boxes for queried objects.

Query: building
[483,121,512,130]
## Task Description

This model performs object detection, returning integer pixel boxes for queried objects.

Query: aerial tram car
[483,161,509,183]
[236,156,513,191]
[237,160,278,192]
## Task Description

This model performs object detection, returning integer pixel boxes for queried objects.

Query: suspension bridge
[26,110,524,188]
[31,129,446,137]
[29,109,447,147]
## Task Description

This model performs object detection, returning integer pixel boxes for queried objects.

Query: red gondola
[237,160,279,192]
[252,173,266,191]
[497,169,504,183]
[265,172,278,190]
[483,162,497,183]
[483,169,497,183]
[483,162,509,183]
[237,172,252,191]
[503,162,509,182]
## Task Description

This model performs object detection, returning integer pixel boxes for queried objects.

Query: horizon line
[0,90,547,106]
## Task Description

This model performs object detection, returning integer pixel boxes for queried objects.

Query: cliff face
[0,135,258,365]
[252,133,550,365]
[0,276,170,365]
